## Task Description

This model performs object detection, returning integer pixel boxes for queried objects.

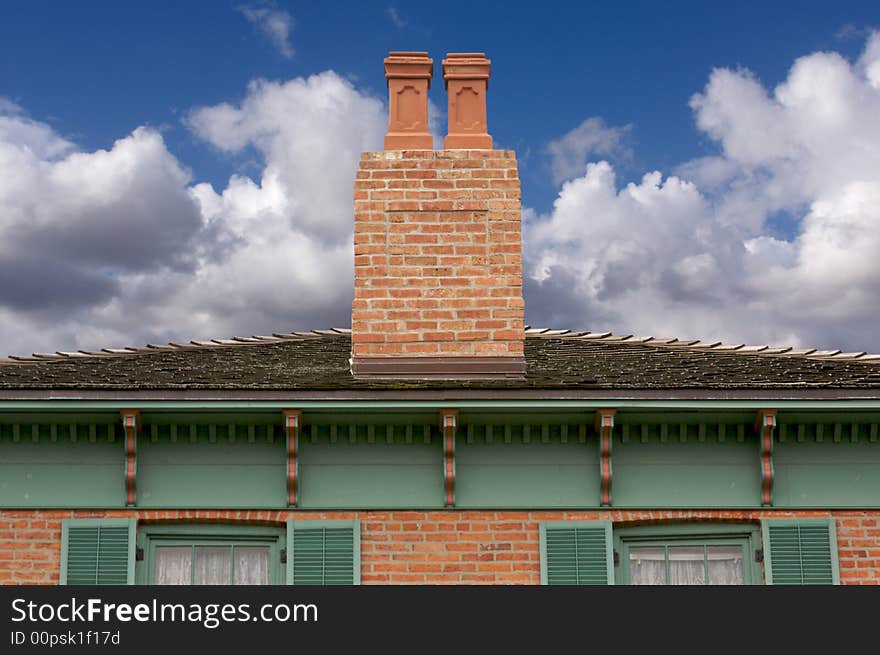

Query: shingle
[0,332,878,391]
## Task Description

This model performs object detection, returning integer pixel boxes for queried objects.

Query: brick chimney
[351,51,524,379]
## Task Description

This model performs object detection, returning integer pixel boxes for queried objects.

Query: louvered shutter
[762,520,839,585]
[287,520,360,585]
[541,521,614,585]
[60,519,136,585]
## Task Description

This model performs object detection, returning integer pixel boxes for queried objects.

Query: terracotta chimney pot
[443,52,492,149]
[384,51,434,150]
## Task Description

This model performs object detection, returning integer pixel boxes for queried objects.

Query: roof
[1,328,879,396]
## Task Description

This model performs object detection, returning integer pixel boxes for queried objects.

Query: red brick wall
[351,149,524,359]
[2,509,878,585]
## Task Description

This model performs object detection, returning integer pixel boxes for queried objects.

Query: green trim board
[539,521,614,585]
[286,519,361,585]
[762,519,840,585]
[1,438,125,508]
[457,438,597,508]
[137,434,286,508]
[3,411,880,510]
[613,435,761,508]
[60,519,136,585]
[297,434,440,509]
[774,439,880,507]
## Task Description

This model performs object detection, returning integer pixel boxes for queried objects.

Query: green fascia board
[774,439,880,507]
[298,440,439,509]
[60,518,136,585]
[457,440,597,508]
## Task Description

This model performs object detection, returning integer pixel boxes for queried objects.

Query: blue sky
[4,0,875,212]
[1,1,879,355]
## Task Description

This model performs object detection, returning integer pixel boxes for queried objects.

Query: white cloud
[239,4,295,59]
[0,104,206,320]
[0,98,74,160]
[3,33,880,358]
[186,72,385,243]
[526,31,880,351]
[546,117,632,184]
[0,72,385,355]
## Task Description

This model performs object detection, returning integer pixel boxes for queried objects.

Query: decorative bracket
[120,409,139,507]
[440,409,458,508]
[596,409,616,507]
[756,409,777,506]
[283,410,302,507]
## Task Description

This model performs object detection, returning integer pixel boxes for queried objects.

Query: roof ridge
[0,328,353,366]
[3,325,878,367]
[524,327,880,365]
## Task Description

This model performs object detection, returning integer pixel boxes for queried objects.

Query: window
[615,525,761,585]
[61,519,360,585]
[139,525,285,585]
[540,520,838,585]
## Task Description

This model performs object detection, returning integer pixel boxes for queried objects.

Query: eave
[2,387,880,412]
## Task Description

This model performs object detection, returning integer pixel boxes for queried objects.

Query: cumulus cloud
[238,4,295,59]
[526,31,880,351]
[0,104,206,323]
[546,117,632,185]
[2,33,880,357]
[0,73,385,355]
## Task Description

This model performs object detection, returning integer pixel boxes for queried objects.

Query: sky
[1,1,879,356]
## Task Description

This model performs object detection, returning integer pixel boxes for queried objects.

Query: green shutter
[60,519,136,585]
[287,520,360,585]
[540,521,614,585]
[762,520,840,585]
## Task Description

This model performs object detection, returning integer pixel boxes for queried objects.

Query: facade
[1,52,879,586]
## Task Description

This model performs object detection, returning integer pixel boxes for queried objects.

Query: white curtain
[234,547,270,585]
[668,547,706,585]
[630,545,744,585]
[155,546,192,585]
[629,547,666,585]
[706,546,744,585]
[194,547,231,584]
[154,544,271,584]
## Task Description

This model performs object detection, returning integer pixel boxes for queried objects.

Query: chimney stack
[351,51,524,379]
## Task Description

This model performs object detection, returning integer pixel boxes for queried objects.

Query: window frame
[136,524,286,585]
[614,523,763,585]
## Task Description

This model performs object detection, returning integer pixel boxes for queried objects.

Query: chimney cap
[442,52,491,88]
[384,51,434,88]
[386,51,431,58]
